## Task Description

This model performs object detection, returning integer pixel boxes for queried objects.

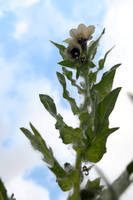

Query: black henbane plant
[20,24,133,200]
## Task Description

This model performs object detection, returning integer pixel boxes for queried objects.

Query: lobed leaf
[127,160,133,175]
[55,114,83,145]
[79,112,94,142]
[20,124,54,166]
[56,72,79,115]
[50,40,66,52]
[57,177,73,191]
[49,160,73,191]
[50,40,66,59]
[95,87,121,135]
[79,112,91,131]
[87,178,101,189]
[80,178,103,199]
[21,123,74,192]
[102,161,133,199]
[89,71,97,84]
[39,94,57,118]
[62,67,83,94]
[88,47,115,87]
[91,64,121,101]
[58,60,76,69]
[0,179,9,200]
[84,127,119,163]
[84,137,106,163]
[88,28,105,60]
[57,71,66,88]
[88,60,96,68]
[98,46,115,70]
[62,67,73,80]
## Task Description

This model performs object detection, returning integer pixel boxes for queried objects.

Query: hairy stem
[73,150,82,200]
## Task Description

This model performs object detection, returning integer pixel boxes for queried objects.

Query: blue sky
[0,0,133,199]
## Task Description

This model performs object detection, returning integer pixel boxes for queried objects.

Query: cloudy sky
[0,0,133,199]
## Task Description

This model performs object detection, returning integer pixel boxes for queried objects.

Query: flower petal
[77,24,86,34]
[70,28,78,39]
[63,38,72,44]
[86,25,95,38]
[69,24,95,44]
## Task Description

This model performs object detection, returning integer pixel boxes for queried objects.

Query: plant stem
[73,150,82,200]
[81,64,92,114]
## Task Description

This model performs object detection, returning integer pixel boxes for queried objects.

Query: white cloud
[9,0,40,10]
[0,141,42,182]
[58,193,68,200]
[6,176,50,200]
[73,0,104,20]
[26,0,76,40]
[8,0,78,60]
[13,21,28,39]
[0,10,3,17]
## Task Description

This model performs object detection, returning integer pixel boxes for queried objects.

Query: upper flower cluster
[63,24,95,61]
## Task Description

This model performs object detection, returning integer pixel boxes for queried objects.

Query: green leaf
[58,59,76,68]
[30,122,40,137]
[80,178,103,199]
[55,114,83,145]
[60,126,82,145]
[92,64,121,101]
[88,28,105,60]
[9,194,16,200]
[50,40,66,52]
[0,179,15,200]
[102,164,133,200]
[20,124,54,166]
[79,112,90,131]
[57,177,73,191]
[67,193,78,200]
[98,46,115,70]
[0,179,8,200]
[50,40,66,59]
[88,48,116,87]
[85,138,106,163]
[85,119,95,141]
[21,123,73,192]
[88,60,96,68]
[84,126,119,163]
[62,67,83,94]
[76,66,80,79]
[89,71,97,84]
[39,94,57,118]
[79,112,94,142]
[62,67,73,79]
[95,87,121,135]
[49,160,73,191]
[57,71,66,87]
[127,160,133,175]
[56,72,79,115]
[88,178,101,189]
[49,160,66,178]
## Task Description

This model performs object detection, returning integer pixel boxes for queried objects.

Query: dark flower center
[78,37,87,44]
[70,48,80,59]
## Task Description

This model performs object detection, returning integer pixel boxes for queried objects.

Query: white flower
[63,24,95,45]
[65,40,82,61]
